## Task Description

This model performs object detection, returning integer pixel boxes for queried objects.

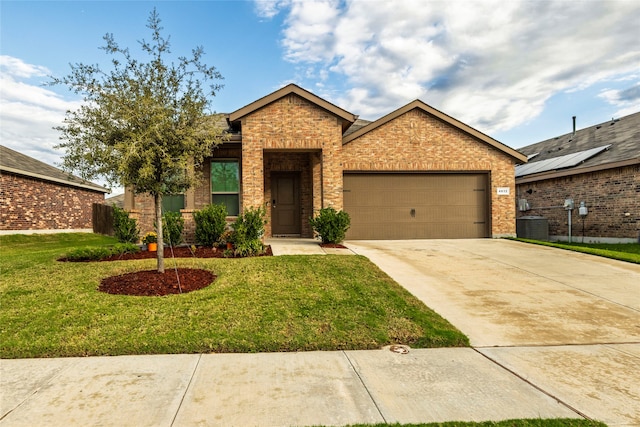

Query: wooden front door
[271,173,301,235]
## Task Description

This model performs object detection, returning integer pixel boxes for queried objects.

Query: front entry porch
[262,151,322,238]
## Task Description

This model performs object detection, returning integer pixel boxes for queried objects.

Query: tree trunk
[155,193,165,273]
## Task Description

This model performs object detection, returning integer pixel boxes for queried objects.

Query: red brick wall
[240,94,344,237]
[341,108,519,237]
[516,165,640,241]
[241,94,344,210]
[126,99,521,241]
[0,173,104,231]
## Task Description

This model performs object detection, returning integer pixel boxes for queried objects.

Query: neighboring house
[126,84,526,241]
[105,193,125,209]
[0,145,108,234]
[515,112,640,243]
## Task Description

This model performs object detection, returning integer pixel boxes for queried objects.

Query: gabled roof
[229,84,357,133]
[516,111,640,181]
[0,145,108,193]
[342,100,527,163]
[343,118,372,136]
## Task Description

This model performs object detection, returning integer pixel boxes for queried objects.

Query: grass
[511,238,640,264]
[341,420,606,427]
[0,233,468,358]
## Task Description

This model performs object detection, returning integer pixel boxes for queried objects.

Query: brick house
[0,145,108,234]
[515,112,640,243]
[126,84,526,241]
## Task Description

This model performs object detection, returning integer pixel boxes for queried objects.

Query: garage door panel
[344,173,489,239]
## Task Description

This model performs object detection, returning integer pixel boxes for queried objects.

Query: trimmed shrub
[65,247,112,261]
[194,204,228,247]
[113,206,139,243]
[232,206,267,256]
[65,243,139,261]
[163,211,184,246]
[309,207,351,244]
[112,243,140,255]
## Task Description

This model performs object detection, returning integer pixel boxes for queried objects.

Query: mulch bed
[62,243,340,297]
[76,245,272,297]
[319,243,348,249]
[99,268,215,296]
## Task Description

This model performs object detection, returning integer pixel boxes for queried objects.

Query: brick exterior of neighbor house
[0,173,105,231]
[517,164,640,242]
[0,145,108,234]
[516,112,640,243]
[125,84,526,242]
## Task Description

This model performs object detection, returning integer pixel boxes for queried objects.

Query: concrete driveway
[348,239,640,425]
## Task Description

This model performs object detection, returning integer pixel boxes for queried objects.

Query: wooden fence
[92,203,114,236]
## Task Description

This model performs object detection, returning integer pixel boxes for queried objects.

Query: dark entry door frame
[271,172,301,236]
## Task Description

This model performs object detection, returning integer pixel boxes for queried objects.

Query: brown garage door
[343,173,490,239]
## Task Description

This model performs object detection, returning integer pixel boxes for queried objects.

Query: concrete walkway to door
[348,239,640,425]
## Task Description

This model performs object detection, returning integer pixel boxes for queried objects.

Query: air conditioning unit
[516,216,549,240]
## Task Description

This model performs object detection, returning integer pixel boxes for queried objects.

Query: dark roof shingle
[516,111,640,177]
[0,145,108,193]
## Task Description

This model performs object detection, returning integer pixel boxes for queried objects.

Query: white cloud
[598,81,640,118]
[253,0,291,19]
[255,0,640,133]
[0,56,81,169]
[0,55,50,78]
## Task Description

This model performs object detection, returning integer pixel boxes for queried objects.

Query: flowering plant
[142,231,157,244]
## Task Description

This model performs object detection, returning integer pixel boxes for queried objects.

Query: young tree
[51,9,226,273]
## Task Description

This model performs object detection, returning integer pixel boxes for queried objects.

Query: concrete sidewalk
[1,348,579,427]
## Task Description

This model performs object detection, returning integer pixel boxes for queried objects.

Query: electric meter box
[579,204,588,217]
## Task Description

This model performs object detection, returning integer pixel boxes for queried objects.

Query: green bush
[194,204,228,247]
[113,205,139,243]
[232,206,267,256]
[65,243,139,261]
[65,247,112,261]
[162,211,184,246]
[111,243,140,255]
[309,207,351,244]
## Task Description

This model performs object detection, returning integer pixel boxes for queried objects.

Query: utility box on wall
[516,216,549,241]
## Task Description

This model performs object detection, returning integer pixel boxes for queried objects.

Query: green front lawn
[512,238,640,264]
[0,233,468,358]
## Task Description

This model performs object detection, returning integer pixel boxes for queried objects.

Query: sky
[1,0,639,193]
